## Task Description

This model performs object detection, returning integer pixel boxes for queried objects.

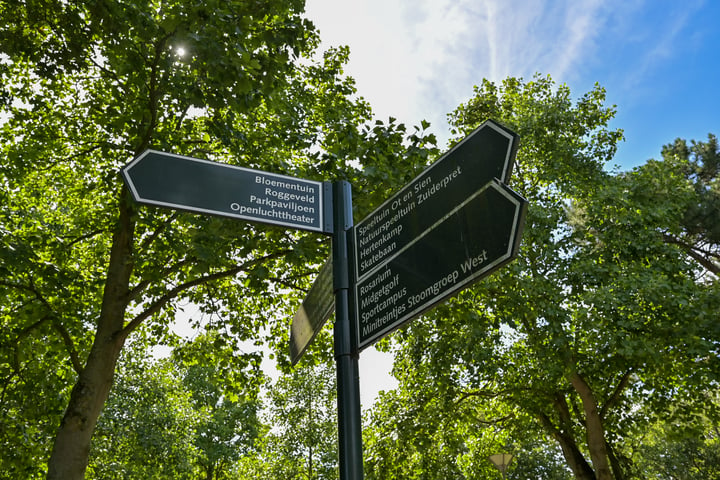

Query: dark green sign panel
[354,119,519,279]
[122,150,331,233]
[290,259,334,365]
[356,181,527,349]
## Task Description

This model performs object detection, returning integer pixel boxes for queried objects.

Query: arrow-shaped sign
[290,258,334,365]
[355,179,527,349]
[354,119,519,280]
[122,150,333,233]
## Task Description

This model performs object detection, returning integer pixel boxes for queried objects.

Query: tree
[363,386,483,480]
[238,363,339,479]
[88,341,198,479]
[649,134,719,275]
[87,331,262,479]
[364,382,574,480]
[0,1,436,478]
[364,75,719,479]
[631,399,720,479]
[178,334,263,480]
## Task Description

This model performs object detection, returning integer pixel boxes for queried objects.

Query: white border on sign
[356,181,525,350]
[123,149,325,233]
[353,119,516,279]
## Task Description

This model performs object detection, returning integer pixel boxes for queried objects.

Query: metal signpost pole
[331,181,363,480]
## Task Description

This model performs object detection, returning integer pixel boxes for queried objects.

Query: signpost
[122,150,362,480]
[290,259,334,365]
[354,119,519,279]
[356,180,526,349]
[123,119,527,480]
[122,150,333,233]
[352,119,526,349]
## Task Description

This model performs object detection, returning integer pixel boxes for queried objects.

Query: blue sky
[305,0,720,170]
[303,0,720,405]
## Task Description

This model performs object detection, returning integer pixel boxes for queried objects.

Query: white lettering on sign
[359,268,409,334]
[255,175,315,194]
[356,165,463,275]
[460,249,488,273]
[357,246,490,341]
[226,174,320,226]
[263,188,316,203]
[406,269,460,308]
[248,195,316,214]
[416,166,461,205]
[230,203,315,225]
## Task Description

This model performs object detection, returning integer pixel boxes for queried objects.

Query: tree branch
[0,279,39,295]
[127,256,195,302]
[137,212,180,253]
[663,233,720,275]
[454,387,504,405]
[553,392,575,429]
[600,368,633,420]
[61,229,105,250]
[51,319,84,374]
[118,249,292,341]
[135,31,176,154]
[267,276,310,294]
[10,315,51,375]
[569,371,613,480]
[35,143,106,173]
[0,280,82,373]
[537,411,596,480]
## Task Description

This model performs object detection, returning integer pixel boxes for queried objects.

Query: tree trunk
[46,333,126,479]
[570,372,613,480]
[308,444,314,480]
[538,412,596,480]
[555,432,597,480]
[46,190,135,479]
[606,440,625,480]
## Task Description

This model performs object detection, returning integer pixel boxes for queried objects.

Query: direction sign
[122,150,332,233]
[355,180,527,349]
[354,119,519,280]
[290,259,334,365]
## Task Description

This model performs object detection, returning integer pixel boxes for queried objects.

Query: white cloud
[305,0,628,144]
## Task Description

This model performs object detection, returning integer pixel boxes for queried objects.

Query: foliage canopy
[1,1,718,478]
[364,76,720,480]
[0,1,435,477]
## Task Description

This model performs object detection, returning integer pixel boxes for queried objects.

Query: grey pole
[332,181,363,480]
